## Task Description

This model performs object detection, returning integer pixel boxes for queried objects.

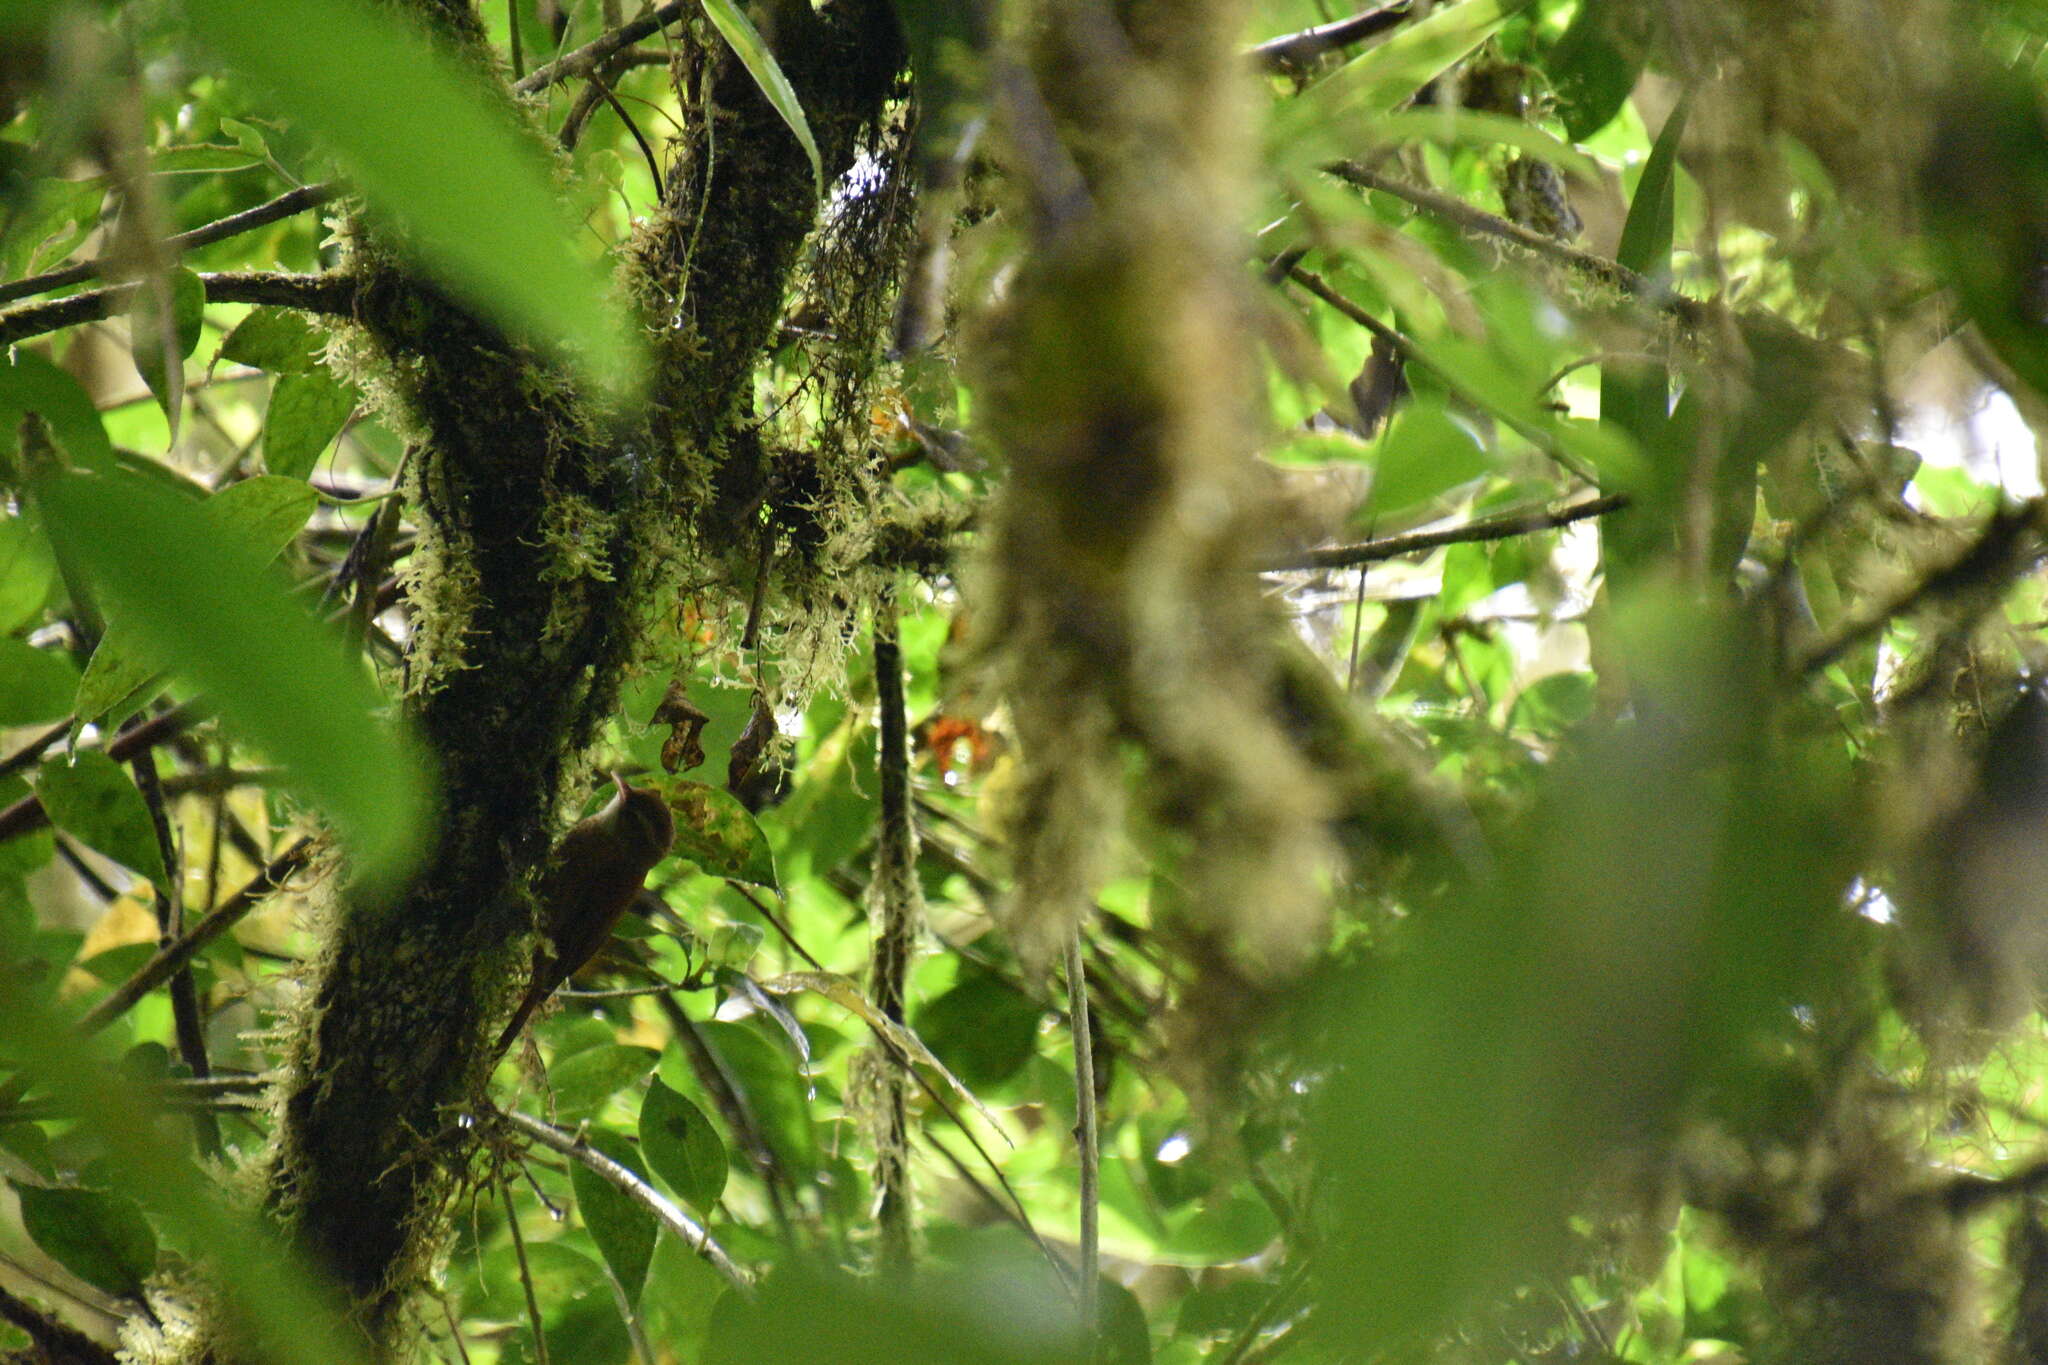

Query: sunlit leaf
[182,0,638,387]
[1313,0,1533,114]
[665,780,779,890]
[34,751,166,887]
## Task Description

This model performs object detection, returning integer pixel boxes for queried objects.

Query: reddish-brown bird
[494,773,675,1056]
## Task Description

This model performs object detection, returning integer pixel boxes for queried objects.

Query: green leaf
[667,780,779,890]
[220,307,322,374]
[128,268,207,430]
[1315,0,1533,114]
[914,969,1042,1090]
[1614,98,1689,277]
[182,0,637,388]
[1360,109,1603,185]
[1369,401,1492,515]
[0,513,56,632]
[33,468,428,881]
[11,1182,157,1299]
[207,474,322,558]
[547,1043,659,1124]
[639,1077,728,1212]
[1601,97,1689,552]
[700,0,824,198]
[34,751,167,887]
[690,1020,816,1173]
[1547,0,1644,141]
[263,370,358,479]
[569,1126,658,1301]
[0,639,76,726]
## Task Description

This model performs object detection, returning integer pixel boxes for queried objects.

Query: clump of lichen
[972,3,1339,977]
[1669,0,1952,231]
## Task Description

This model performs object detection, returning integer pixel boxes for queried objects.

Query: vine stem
[1066,923,1099,1352]
[870,595,919,1272]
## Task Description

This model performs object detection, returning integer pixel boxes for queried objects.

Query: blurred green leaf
[700,0,823,198]
[33,467,428,881]
[0,350,114,474]
[264,369,358,479]
[1314,0,1532,114]
[72,475,318,732]
[547,1043,659,1123]
[183,0,638,387]
[640,1077,728,1211]
[568,1126,658,1301]
[34,751,166,887]
[666,780,779,890]
[11,1181,157,1300]
[0,638,75,726]
[128,267,206,430]
[1361,108,1603,185]
[1369,400,1491,515]
[0,513,56,632]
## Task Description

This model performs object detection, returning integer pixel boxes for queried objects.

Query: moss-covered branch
[239,3,904,1355]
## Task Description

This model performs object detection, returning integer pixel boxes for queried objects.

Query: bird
[493,773,676,1056]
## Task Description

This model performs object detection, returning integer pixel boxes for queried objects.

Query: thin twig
[588,68,664,200]
[1065,925,1099,1348]
[1263,494,1629,572]
[77,837,314,1036]
[1325,161,1704,322]
[500,1172,551,1365]
[495,1106,753,1290]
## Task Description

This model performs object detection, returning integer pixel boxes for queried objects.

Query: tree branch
[1248,3,1412,71]
[0,185,341,306]
[1263,494,1629,572]
[0,271,352,348]
[0,700,209,845]
[494,1106,752,1290]
[0,1283,117,1365]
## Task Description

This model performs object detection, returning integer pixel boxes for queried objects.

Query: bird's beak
[609,771,630,801]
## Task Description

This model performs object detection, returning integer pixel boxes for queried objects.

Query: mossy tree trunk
[240,3,903,1356]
